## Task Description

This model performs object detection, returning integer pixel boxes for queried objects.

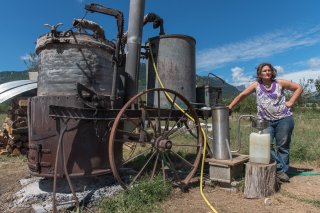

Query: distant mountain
[235,84,246,92]
[0,71,28,84]
[196,75,240,98]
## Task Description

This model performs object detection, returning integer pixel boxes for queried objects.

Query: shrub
[98,176,172,213]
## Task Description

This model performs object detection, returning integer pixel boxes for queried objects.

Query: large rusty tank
[27,26,120,177]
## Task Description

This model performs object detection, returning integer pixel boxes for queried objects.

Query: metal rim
[108,88,204,189]
[147,34,196,44]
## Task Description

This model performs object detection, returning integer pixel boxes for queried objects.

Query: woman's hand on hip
[285,101,294,108]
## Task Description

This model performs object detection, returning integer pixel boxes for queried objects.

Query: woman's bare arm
[278,79,303,107]
[228,82,257,110]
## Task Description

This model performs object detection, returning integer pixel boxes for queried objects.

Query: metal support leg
[52,118,79,212]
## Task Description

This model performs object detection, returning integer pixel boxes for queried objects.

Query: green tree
[293,78,314,107]
[227,95,256,114]
[315,77,320,95]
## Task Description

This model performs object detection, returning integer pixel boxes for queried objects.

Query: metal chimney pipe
[125,0,145,100]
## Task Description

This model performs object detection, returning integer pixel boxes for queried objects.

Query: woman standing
[228,63,303,182]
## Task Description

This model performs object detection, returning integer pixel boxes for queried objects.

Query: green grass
[98,175,172,213]
[0,113,7,124]
[281,191,320,208]
[228,114,252,155]
[0,155,27,162]
[290,111,320,162]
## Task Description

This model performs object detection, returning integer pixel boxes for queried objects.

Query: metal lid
[146,34,196,44]
[251,118,269,130]
[211,105,228,110]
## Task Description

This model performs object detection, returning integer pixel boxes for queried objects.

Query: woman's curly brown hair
[256,63,277,83]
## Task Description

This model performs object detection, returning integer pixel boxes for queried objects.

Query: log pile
[0,98,29,156]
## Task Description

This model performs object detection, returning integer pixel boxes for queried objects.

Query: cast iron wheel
[109,88,204,189]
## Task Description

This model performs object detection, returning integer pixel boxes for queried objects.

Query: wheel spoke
[167,127,189,139]
[163,152,182,183]
[164,94,177,131]
[161,152,166,182]
[164,114,187,138]
[123,142,137,160]
[123,142,136,151]
[171,143,199,148]
[129,150,157,186]
[143,108,157,135]
[122,147,153,165]
[169,149,194,168]
[151,151,160,179]
[157,90,161,134]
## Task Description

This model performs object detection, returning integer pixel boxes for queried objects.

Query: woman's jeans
[264,116,294,173]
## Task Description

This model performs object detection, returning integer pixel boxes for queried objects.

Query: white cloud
[231,66,320,90]
[20,54,38,63]
[278,70,320,83]
[278,69,320,91]
[197,25,320,71]
[231,67,254,86]
[308,57,320,69]
[20,54,32,61]
[274,65,284,73]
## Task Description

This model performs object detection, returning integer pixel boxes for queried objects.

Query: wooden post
[244,161,276,198]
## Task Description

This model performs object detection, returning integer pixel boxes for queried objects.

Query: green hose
[287,171,320,176]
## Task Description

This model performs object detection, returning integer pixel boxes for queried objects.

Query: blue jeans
[264,116,294,173]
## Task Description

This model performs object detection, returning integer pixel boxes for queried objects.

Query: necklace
[263,83,273,91]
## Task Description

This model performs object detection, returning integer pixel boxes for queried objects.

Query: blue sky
[1,0,320,87]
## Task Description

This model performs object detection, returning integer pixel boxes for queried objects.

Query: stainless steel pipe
[125,0,145,100]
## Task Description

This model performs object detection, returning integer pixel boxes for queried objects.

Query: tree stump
[244,161,276,198]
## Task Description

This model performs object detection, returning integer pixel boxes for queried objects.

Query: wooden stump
[244,161,276,198]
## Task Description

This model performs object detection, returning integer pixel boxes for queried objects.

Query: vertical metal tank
[211,106,231,160]
[28,31,118,177]
[146,34,196,107]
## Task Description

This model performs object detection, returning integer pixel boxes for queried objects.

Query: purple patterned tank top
[256,80,292,121]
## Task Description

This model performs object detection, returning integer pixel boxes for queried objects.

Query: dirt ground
[0,157,31,213]
[162,161,320,213]
[0,158,320,213]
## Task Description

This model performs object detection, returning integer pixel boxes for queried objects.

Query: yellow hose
[149,42,218,213]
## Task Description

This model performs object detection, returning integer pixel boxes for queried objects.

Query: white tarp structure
[0,80,37,103]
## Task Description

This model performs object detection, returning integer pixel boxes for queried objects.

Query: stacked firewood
[0,98,29,156]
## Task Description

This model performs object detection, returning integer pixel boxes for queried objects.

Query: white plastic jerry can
[249,132,271,164]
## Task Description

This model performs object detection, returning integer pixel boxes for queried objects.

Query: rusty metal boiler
[28,30,119,177]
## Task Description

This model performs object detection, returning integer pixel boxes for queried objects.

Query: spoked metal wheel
[109,88,204,189]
